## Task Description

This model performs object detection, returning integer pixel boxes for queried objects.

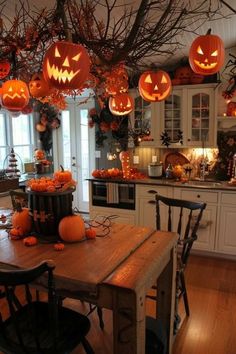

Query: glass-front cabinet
[163,90,183,142]
[129,89,159,146]
[187,87,216,147]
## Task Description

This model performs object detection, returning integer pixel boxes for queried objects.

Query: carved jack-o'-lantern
[189,30,225,75]
[109,93,134,116]
[43,41,90,90]
[0,60,11,79]
[138,70,172,102]
[1,79,30,111]
[29,72,53,98]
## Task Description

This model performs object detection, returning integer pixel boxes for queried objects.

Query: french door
[53,97,95,212]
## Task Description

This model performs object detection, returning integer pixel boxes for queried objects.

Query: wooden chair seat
[0,261,94,354]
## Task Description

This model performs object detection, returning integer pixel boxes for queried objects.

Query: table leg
[112,287,146,354]
[156,246,177,354]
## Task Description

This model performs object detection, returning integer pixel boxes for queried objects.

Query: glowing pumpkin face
[109,93,134,116]
[29,72,53,98]
[1,80,30,111]
[43,41,90,90]
[0,60,11,79]
[189,33,225,75]
[138,70,172,102]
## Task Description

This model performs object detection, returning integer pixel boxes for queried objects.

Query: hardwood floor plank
[1,255,236,354]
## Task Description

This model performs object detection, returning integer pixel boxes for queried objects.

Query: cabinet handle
[187,138,191,141]
[197,194,201,198]
[147,190,158,194]
[148,200,156,204]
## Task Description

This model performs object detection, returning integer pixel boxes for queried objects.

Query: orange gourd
[189,29,225,75]
[58,215,85,242]
[54,242,65,251]
[9,227,24,240]
[85,227,96,239]
[54,165,72,184]
[23,236,38,246]
[12,206,32,234]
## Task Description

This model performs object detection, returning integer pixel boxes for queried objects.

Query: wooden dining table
[0,216,178,354]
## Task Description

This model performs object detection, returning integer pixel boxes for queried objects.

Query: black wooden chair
[9,189,28,210]
[0,261,94,354]
[147,194,206,332]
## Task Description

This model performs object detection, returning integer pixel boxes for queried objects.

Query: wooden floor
[1,254,236,354]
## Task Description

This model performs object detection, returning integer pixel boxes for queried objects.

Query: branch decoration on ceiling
[0,0,234,114]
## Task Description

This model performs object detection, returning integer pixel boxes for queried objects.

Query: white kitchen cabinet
[136,184,173,228]
[217,192,236,255]
[174,188,217,252]
[160,84,217,147]
[129,88,160,147]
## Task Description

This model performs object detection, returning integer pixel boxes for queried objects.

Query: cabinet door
[160,89,184,146]
[192,204,217,251]
[217,205,236,255]
[136,185,172,228]
[187,87,215,147]
[90,208,136,225]
[129,90,159,146]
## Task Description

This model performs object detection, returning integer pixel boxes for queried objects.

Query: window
[0,110,35,172]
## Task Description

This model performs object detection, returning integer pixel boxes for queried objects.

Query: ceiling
[1,0,236,71]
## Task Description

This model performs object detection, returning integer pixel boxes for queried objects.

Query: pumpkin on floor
[58,214,85,242]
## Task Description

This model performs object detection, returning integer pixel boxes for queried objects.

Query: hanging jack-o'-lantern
[119,151,131,179]
[138,70,172,102]
[189,29,225,75]
[109,93,134,116]
[43,41,90,90]
[29,72,53,98]
[0,60,11,79]
[1,79,30,111]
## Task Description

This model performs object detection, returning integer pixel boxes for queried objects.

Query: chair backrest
[0,261,57,352]
[9,189,28,210]
[155,194,206,267]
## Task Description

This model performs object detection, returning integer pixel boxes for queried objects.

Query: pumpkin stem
[60,165,65,172]
[206,28,211,35]
[15,203,23,212]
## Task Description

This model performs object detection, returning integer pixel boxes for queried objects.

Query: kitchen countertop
[87,177,236,191]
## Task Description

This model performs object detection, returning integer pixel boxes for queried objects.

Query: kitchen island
[88,178,236,259]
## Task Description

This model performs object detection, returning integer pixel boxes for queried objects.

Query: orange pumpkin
[189,30,225,75]
[119,151,131,179]
[54,242,65,251]
[54,165,72,184]
[85,227,96,239]
[109,93,134,116]
[174,66,193,85]
[9,227,24,240]
[138,70,172,102]
[29,72,53,98]
[1,79,30,111]
[0,60,11,79]
[23,236,38,246]
[43,41,90,90]
[12,206,32,234]
[34,149,45,160]
[58,215,85,242]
